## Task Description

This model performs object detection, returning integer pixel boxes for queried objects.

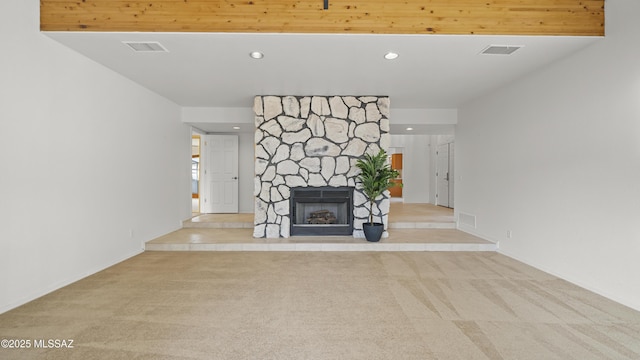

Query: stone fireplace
[253,95,390,238]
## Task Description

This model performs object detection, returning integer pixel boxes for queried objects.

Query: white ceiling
[45,32,599,133]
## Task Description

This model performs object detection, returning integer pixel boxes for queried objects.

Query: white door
[448,144,454,208]
[436,143,450,208]
[201,134,239,213]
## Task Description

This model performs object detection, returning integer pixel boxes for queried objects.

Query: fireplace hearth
[290,187,354,236]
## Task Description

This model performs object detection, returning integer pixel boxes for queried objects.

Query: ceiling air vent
[480,45,522,55]
[122,41,168,52]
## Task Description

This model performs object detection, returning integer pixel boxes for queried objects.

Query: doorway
[388,148,404,200]
[200,134,239,213]
[436,142,454,208]
[191,134,201,214]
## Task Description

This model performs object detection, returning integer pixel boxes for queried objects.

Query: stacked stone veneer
[253,95,391,238]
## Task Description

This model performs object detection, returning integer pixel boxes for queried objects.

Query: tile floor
[147,203,497,252]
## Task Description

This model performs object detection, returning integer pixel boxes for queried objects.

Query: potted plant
[355,149,401,242]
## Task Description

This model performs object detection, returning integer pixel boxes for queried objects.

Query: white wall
[0,0,192,313]
[181,107,254,126]
[392,108,457,125]
[390,135,431,203]
[456,0,640,310]
[238,132,255,213]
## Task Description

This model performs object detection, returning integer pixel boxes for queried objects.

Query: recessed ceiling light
[384,52,399,60]
[233,126,241,130]
[249,51,264,59]
[406,127,413,131]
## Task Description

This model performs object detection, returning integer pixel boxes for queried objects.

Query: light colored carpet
[1,251,639,359]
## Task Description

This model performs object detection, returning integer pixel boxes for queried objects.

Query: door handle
[232,176,238,180]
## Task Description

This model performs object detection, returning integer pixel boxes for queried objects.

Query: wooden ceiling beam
[40,0,604,36]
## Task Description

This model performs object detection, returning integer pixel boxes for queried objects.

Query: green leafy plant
[355,149,401,224]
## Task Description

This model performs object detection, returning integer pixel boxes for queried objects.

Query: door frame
[436,142,454,209]
[201,134,239,213]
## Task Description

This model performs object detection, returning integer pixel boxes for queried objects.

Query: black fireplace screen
[290,187,354,236]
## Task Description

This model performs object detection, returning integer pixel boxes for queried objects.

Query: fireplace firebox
[290,187,354,236]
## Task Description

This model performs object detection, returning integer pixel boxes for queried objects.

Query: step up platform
[151,204,497,252]
[146,228,496,252]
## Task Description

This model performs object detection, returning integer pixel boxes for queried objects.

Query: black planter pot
[363,222,384,242]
